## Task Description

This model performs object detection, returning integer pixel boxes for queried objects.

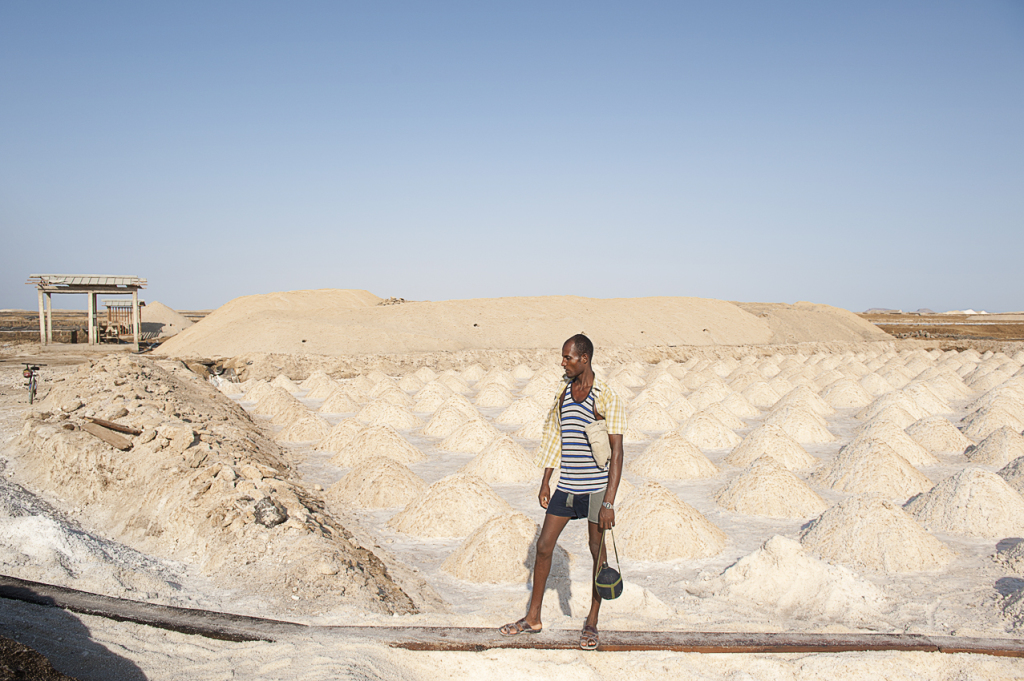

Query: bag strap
[598,527,620,572]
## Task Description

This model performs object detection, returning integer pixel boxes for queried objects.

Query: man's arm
[539,467,554,508]
[598,434,623,530]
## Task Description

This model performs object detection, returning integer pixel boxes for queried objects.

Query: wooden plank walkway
[2,575,1023,656]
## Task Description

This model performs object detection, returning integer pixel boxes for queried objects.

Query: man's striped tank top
[557,382,608,494]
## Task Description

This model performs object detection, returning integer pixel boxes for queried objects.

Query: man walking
[499,334,626,650]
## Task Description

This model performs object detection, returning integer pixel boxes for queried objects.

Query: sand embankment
[155,290,888,358]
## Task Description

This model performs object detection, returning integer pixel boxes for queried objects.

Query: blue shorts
[548,489,604,523]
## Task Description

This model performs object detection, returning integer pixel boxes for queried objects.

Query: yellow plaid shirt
[533,376,627,469]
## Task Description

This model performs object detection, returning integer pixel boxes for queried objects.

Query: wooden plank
[85,417,142,435]
[81,422,132,451]
[1,575,1023,656]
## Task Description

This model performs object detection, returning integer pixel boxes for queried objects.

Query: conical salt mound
[421,396,480,437]
[665,396,697,421]
[855,420,938,466]
[438,373,471,394]
[616,482,726,560]
[414,366,438,383]
[474,384,514,408]
[368,375,400,397]
[302,371,340,398]
[999,456,1024,495]
[252,386,303,417]
[441,512,538,583]
[511,364,534,380]
[858,392,929,422]
[858,372,894,397]
[217,379,246,396]
[270,374,301,394]
[904,468,1024,538]
[460,363,487,382]
[687,379,733,411]
[476,367,515,391]
[629,402,678,431]
[459,435,537,483]
[960,405,1024,441]
[725,424,816,470]
[820,379,874,409]
[742,382,781,409]
[810,438,933,501]
[355,399,423,429]
[275,412,332,442]
[865,404,918,430]
[440,418,500,454]
[314,418,364,452]
[398,374,425,392]
[967,426,1024,466]
[326,456,427,509]
[387,473,514,538]
[412,382,456,413]
[496,397,545,425]
[774,386,836,418]
[628,431,718,480]
[800,495,954,573]
[299,369,330,390]
[700,536,888,627]
[720,392,760,419]
[370,384,413,408]
[679,412,742,450]
[515,417,547,439]
[905,416,974,454]
[902,384,953,416]
[622,422,650,443]
[700,403,746,430]
[318,389,360,414]
[764,406,835,444]
[714,457,827,519]
[329,424,426,467]
[629,388,671,411]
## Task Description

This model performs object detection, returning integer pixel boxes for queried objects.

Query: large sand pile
[998,456,1024,495]
[387,474,513,538]
[699,536,890,628]
[628,431,718,480]
[154,291,889,358]
[440,512,537,583]
[904,468,1024,537]
[714,457,827,519]
[810,438,933,501]
[326,457,427,509]
[14,355,424,615]
[140,301,194,339]
[799,496,954,573]
[616,482,726,560]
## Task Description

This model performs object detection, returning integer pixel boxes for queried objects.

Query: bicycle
[22,363,45,404]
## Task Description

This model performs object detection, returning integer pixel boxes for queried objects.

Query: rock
[254,496,288,528]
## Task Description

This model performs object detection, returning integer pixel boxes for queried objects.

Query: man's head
[561,334,594,379]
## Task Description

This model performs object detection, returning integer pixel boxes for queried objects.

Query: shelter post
[88,292,96,344]
[37,288,46,345]
[45,292,53,344]
[131,289,140,350]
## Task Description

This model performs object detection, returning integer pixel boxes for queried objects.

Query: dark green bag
[594,529,623,600]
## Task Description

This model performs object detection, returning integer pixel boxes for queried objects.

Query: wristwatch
[601,501,614,510]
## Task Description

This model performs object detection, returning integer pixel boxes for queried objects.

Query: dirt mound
[628,431,718,480]
[998,455,1024,495]
[328,425,426,467]
[810,438,933,501]
[904,468,1024,537]
[326,457,427,509]
[441,512,537,583]
[140,301,193,339]
[905,416,974,454]
[387,474,513,538]
[17,354,423,615]
[699,535,889,627]
[616,482,726,560]
[800,495,954,573]
[714,457,827,519]
[458,435,537,483]
[725,424,816,470]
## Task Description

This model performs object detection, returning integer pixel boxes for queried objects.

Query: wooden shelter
[26,274,147,349]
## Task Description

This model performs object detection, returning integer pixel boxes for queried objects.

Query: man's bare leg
[522,513,571,629]
[582,520,607,644]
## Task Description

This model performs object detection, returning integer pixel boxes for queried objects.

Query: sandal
[499,618,542,636]
[580,624,599,650]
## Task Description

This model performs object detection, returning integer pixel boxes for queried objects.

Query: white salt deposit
[495,397,545,425]
[679,412,742,450]
[764,405,835,444]
[629,401,678,431]
[995,540,1024,574]
[701,402,746,430]
[725,424,816,470]
[714,456,827,519]
[458,435,537,484]
[905,416,974,454]
[511,363,534,380]
[773,386,836,417]
[514,417,547,440]
[820,378,874,409]
[700,536,889,628]
[397,374,425,392]
[800,495,954,573]
[387,473,513,538]
[460,363,487,382]
[687,378,733,410]
[371,384,414,408]
[905,468,1024,538]
[855,419,938,466]
[275,412,333,442]
[252,386,304,417]
[329,425,426,467]
[421,396,480,437]
[665,396,698,421]
[440,418,500,454]
[720,391,760,419]
[441,512,537,583]
[326,456,427,509]
[475,368,515,391]
[616,482,726,560]
[356,399,423,429]
[628,431,718,480]
[999,455,1024,496]
[270,374,301,394]
[270,401,309,426]
[859,372,894,397]
[741,381,781,409]
[414,366,438,383]
[317,389,360,414]
[474,383,514,408]
[810,438,933,501]
[438,373,471,394]
[960,405,1024,441]
[858,392,929,422]
[902,383,953,416]
[313,418,364,452]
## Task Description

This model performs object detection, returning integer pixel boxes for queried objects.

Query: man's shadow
[522,527,574,617]
[0,586,148,681]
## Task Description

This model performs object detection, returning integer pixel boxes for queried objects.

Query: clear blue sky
[2,2,1022,312]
